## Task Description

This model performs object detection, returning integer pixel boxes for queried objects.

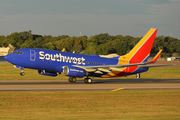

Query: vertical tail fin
[118,28,158,64]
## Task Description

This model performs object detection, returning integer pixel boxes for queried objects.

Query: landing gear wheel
[84,78,92,84]
[68,77,77,83]
[20,72,25,76]
[136,73,140,79]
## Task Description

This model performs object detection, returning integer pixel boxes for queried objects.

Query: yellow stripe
[101,70,119,77]
[127,28,156,57]
[153,49,162,61]
[110,88,124,91]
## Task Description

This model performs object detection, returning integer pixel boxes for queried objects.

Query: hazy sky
[0,0,180,38]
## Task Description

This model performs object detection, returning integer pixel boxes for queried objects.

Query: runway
[0,79,180,91]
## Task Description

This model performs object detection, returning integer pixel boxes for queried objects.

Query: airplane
[4,28,173,84]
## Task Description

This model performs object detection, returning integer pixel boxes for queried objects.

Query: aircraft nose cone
[4,54,12,62]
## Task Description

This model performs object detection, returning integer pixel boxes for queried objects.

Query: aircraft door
[30,50,36,61]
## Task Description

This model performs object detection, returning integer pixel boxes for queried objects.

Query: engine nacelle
[63,66,86,78]
[38,70,58,76]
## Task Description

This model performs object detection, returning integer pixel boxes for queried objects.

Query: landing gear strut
[84,78,92,84]
[136,73,140,79]
[68,77,77,83]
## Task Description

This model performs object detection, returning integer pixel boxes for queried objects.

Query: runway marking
[110,88,124,91]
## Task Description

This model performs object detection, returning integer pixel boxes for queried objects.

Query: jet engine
[63,66,86,78]
[38,70,58,76]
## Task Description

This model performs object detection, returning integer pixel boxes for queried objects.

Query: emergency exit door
[30,50,36,61]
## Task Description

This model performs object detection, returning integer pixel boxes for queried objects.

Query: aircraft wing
[84,63,146,69]
[72,49,174,73]
[73,63,147,72]
[73,62,174,73]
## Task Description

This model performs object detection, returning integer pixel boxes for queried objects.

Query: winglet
[62,48,66,52]
[148,49,162,64]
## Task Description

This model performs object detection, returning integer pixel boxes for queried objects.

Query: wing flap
[97,68,110,73]
[109,67,123,72]
[94,71,103,74]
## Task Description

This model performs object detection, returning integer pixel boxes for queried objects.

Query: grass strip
[0,90,180,120]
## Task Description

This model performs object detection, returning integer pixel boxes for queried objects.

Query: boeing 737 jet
[5,28,172,83]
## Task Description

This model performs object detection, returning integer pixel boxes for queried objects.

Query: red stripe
[130,29,157,63]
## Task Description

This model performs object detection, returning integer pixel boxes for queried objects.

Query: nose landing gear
[20,70,25,76]
[14,65,25,76]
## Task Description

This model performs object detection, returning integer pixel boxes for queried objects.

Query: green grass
[0,90,180,120]
[0,62,180,80]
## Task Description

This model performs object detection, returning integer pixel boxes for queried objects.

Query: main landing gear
[68,77,92,84]
[84,78,92,84]
[68,77,77,83]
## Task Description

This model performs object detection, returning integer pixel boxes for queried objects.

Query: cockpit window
[13,51,23,55]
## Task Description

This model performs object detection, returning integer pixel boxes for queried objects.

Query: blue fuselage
[5,48,118,72]
[5,48,149,78]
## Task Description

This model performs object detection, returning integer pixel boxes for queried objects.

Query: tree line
[0,30,180,57]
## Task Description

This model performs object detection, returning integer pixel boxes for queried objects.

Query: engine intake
[63,66,86,78]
